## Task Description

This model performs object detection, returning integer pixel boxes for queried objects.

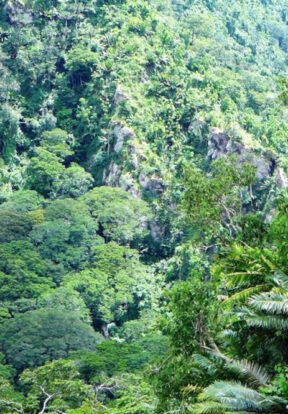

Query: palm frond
[269,270,288,290]
[260,254,277,271]
[198,381,277,412]
[225,272,263,289]
[227,359,269,387]
[246,314,288,330]
[193,354,218,376]
[192,401,228,414]
[204,345,269,387]
[224,285,268,307]
[249,292,288,315]
[202,381,263,402]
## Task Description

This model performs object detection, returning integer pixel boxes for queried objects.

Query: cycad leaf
[200,381,274,412]
[224,285,267,306]
[246,314,288,330]
[227,359,269,386]
[270,269,288,289]
[193,354,218,376]
[192,401,227,414]
[204,347,269,386]
[249,292,288,315]
[226,272,262,288]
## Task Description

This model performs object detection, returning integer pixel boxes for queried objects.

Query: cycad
[220,246,288,307]
[199,339,269,387]
[234,291,288,331]
[249,292,288,315]
[227,359,269,387]
[192,381,285,414]
[245,314,288,331]
[222,269,288,316]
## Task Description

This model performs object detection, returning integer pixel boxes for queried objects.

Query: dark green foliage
[26,148,66,197]
[0,310,101,371]
[0,241,53,301]
[278,76,288,105]
[182,156,256,236]
[78,334,166,382]
[0,190,45,212]
[30,198,102,273]
[82,186,152,245]
[0,210,34,242]
[20,359,94,413]
[65,242,156,329]
[154,277,221,411]
[36,287,92,324]
[0,0,287,412]
[154,188,288,413]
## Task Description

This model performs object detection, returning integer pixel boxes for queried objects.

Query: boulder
[208,128,243,160]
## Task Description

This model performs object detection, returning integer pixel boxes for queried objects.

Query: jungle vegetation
[0,0,288,413]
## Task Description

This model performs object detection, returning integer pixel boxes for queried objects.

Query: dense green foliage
[0,0,288,413]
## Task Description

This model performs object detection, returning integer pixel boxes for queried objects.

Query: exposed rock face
[119,173,142,198]
[113,121,135,153]
[249,155,275,180]
[189,118,206,138]
[119,172,134,191]
[5,1,34,25]
[150,221,165,242]
[127,142,148,169]
[129,186,142,198]
[139,172,165,194]
[275,167,288,189]
[208,128,276,180]
[114,85,129,106]
[103,162,121,186]
[208,128,243,160]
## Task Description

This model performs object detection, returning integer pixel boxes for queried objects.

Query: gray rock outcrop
[5,1,34,25]
[139,172,165,194]
[113,121,135,153]
[208,128,277,181]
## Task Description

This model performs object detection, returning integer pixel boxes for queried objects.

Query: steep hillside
[0,0,288,413]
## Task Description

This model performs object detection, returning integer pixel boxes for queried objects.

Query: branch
[151,355,172,374]
[0,400,24,414]
[201,336,233,363]
[94,382,121,400]
[38,387,54,414]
